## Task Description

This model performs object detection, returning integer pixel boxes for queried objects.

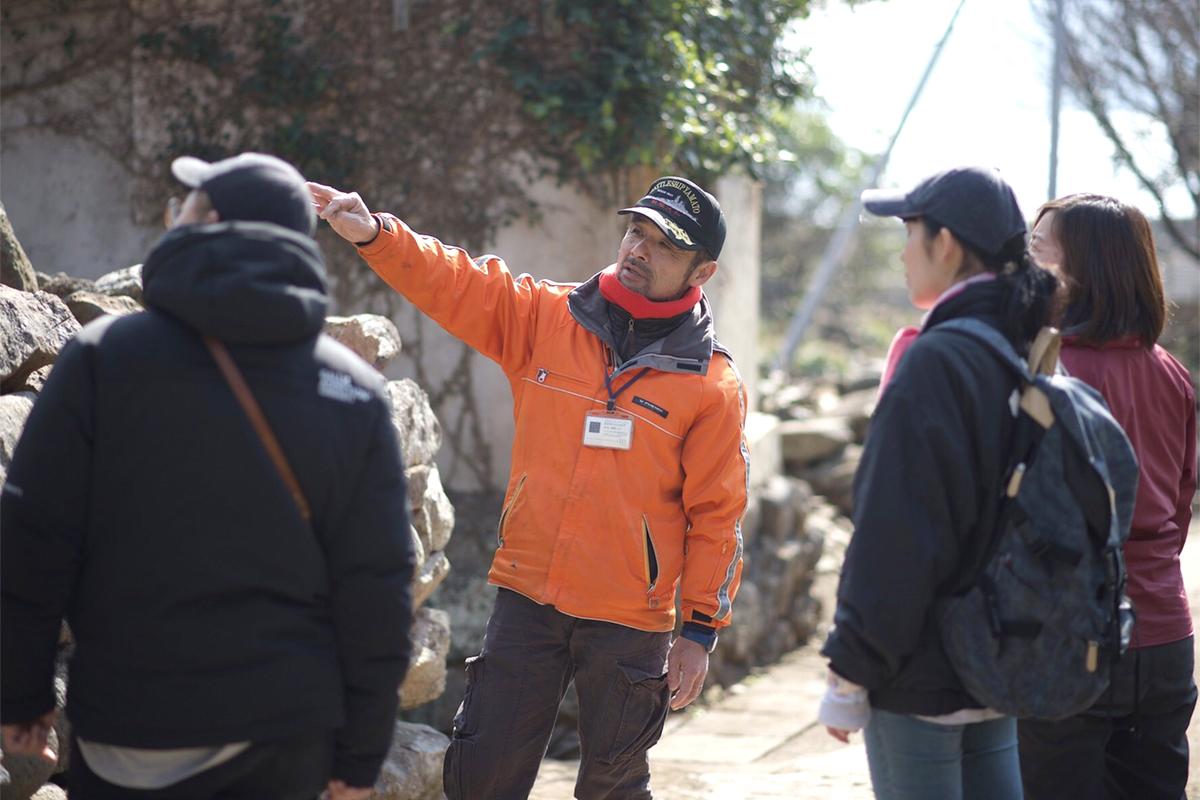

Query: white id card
[582,411,634,450]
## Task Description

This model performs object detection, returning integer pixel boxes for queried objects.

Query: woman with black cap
[815,167,1057,799]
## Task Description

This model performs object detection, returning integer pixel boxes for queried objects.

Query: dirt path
[531,520,1200,799]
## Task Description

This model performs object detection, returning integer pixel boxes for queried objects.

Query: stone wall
[0,241,455,799]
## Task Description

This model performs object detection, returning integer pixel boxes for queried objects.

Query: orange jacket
[358,215,747,632]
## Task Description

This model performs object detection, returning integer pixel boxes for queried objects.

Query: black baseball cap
[861,166,1027,256]
[619,176,726,260]
[171,152,316,236]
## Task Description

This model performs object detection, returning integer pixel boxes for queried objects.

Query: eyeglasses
[164,196,181,229]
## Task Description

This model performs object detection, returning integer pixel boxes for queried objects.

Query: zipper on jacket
[533,368,590,386]
[497,474,527,547]
[641,515,659,593]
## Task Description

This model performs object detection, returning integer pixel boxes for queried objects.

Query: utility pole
[771,0,968,376]
[1048,0,1066,200]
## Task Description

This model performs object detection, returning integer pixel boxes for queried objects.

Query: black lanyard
[603,366,651,412]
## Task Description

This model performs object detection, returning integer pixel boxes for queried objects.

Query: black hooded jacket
[821,279,1024,716]
[0,222,415,786]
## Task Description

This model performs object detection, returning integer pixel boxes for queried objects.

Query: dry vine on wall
[2,0,819,489]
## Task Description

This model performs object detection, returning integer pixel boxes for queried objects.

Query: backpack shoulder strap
[932,319,1061,430]
[1027,326,1062,377]
[929,318,1031,379]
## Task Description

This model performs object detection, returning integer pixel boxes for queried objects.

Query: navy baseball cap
[171,152,316,236]
[861,166,1027,256]
[619,176,726,260]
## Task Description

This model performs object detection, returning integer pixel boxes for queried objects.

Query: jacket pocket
[532,367,593,392]
[496,474,527,547]
[641,515,660,594]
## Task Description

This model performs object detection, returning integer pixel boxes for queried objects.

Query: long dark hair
[923,221,1058,355]
[1034,194,1166,347]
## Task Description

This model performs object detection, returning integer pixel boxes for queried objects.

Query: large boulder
[0,288,80,392]
[323,315,402,370]
[404,491,500,733]
[386,380,443,469]
[64,291,142,326]
[8,365,52,395]
[800,445,861,516]
[0,726,59,800]
[373,721,448,800]
[755,474,812,545]
[831,387,878,442]
[412,551,450,610]
[705,474,827,689]
[407,464,454,554]
[428,490,501,664]
[0,203,37,293]
[93,264,142,303]
[779,416,853,466]
[399,608,451,710]
[0,392,37,483]
[51,652,71,776]
[35,272,96,300]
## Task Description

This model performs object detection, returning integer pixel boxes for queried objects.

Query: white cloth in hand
[817,670,870,732]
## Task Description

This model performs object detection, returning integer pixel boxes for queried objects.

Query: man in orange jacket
[311,176,748,799]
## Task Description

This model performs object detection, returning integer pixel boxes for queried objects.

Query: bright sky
[796,0,1188,223]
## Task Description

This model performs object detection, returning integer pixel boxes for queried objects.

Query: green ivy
[155,11,354,188]
[475,0,818,184]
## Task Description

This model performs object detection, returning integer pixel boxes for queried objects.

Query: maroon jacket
[1061,337,1197,648]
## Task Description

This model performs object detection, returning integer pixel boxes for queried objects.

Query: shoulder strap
[1027,326,1062,377]
[929,318,1031,379]
[203,336,312,522]
[932,319,1060,430]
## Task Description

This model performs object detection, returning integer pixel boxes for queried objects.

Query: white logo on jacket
[318,369,372,404]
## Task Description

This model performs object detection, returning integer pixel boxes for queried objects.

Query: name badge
[582,411,633,450]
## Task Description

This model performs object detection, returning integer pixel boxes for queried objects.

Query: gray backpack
[934,319,1139,720]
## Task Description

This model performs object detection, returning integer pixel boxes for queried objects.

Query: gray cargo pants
[443,589,673,800]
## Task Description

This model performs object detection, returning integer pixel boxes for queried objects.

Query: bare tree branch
[1042,0,1199,263]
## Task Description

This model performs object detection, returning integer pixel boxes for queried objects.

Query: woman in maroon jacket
[1020,193,1197,800]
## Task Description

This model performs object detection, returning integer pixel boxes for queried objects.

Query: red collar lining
[598,266,702,319]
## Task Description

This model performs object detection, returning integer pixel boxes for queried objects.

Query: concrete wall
[1,131,160,279]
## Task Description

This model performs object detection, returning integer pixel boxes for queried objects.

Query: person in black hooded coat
[1,153,415,800]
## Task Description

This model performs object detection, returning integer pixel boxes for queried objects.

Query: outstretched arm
[307,182,545,376]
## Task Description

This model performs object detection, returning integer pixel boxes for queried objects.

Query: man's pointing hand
[307,182,379,245]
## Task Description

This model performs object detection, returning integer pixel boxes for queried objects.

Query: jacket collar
[568,269,732,376]
[922,275,1009,335]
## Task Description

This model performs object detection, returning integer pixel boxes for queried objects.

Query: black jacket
[821,279,1022,716]
[1,222,415,786]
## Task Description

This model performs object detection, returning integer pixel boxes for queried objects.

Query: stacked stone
[324,315,455,800]
[764,373,882,517]
[0,215,456,799]
[706,476,837,687]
